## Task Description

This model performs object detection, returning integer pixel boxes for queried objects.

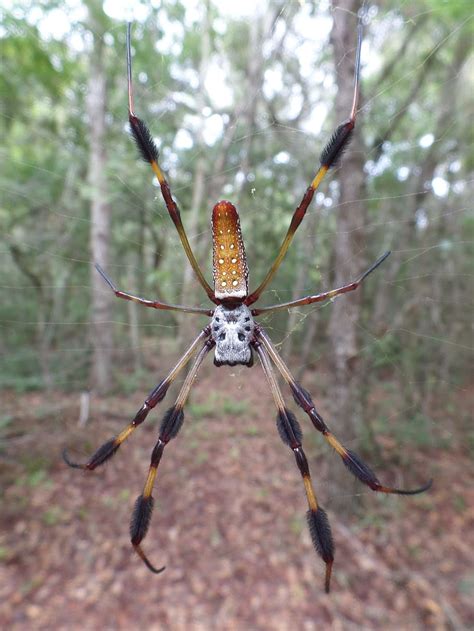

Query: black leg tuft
[276,409,303,447]
[342,448,380,487]
[307,507,334,593]
[307,507,334,563]
[130,494,154,545]
[129,115,159,164]
[63,438,120,470]
[319,120,354,169]
[159,407,185,442]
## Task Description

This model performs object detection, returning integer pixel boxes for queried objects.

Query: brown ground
[1,363,473,630]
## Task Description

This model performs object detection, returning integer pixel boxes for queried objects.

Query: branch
[8,244,43,295]
[374,14,429,88]
[371,47,438,161]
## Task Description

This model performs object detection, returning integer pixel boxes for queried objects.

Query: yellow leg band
[303,475,318,511]
[143,466,158,499]
[116,425,135,444]
[326,433,346,457]
[151,160,165,184]
[311,165,328,190]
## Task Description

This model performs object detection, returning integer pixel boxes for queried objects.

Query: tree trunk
[327,0,367,511]
[372,30,471,332]
[127,262,142,373]
[87,4,113,394]
[178,0,211,345]
[282,211,320,362]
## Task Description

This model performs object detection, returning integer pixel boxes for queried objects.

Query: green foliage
[188,392,249,420]
[14,456,52,489]
[115,367,153,396]
[222,397,249,416]
[390,412,435,450]
[366,332,402,370]
[42,506,63,526]
[0,547,9,562]
[0,0,471,427]
[466,430,474,459]
[458,574,474,596]
[0,415,14,432]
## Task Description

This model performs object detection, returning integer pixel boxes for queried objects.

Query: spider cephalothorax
[211,303,254,367]
[64,20,432,593]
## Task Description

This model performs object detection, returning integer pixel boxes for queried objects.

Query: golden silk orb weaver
[64,20,432,593]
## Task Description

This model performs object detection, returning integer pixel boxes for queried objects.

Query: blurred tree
[0,0,471,449]
[177,0,212,345]
[85,0,113,393]
[326,0,368,510]
[0,11,85,389]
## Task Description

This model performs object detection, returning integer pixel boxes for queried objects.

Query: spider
[64,20,432,593]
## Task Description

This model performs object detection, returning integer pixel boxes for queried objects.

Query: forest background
[1,0,473,629]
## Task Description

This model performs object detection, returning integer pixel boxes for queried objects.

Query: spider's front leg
[252,251,391,316]
[254,340,334,593]
[63,327,211,470]
[130,337,214,573]
[126,23,217,304]
[95,263,213,316]
[245,20,363,307]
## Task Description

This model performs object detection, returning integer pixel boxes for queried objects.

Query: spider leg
[254,340,334,593]
[256,327,433,495]
[126,24,216,304]
[63,327,211,470]
[95,264,213,316]
[252,251,390,316]
[130,337,214,573]
[245,19,363,306]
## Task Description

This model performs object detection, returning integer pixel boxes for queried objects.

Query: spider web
[1,2,473,627]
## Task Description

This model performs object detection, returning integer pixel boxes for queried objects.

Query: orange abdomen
[212,201,248,301]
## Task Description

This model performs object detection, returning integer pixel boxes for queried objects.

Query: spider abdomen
[211,304,254,367]
[212,201,248,301]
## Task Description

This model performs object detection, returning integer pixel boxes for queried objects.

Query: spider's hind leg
[63,328,211,471]
[130,338,214,573]
[257,327,433,496]
[254,340,334,593]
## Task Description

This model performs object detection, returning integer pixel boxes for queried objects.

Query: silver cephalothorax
[211,304,255,367]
